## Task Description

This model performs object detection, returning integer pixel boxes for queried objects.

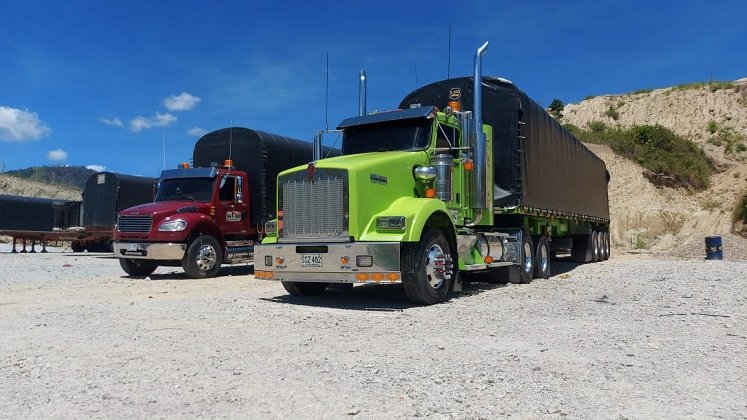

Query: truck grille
[117,215,153,233]
[279,168,348,241]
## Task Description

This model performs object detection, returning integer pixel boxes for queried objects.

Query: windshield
[155,178,214,202]
[341,117,432,155]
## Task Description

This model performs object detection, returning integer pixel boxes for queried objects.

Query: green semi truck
[254,42,610,305]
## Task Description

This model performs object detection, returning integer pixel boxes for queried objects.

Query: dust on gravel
[1,251,745,419]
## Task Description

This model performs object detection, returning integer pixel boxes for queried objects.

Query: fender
[359,196,451,242]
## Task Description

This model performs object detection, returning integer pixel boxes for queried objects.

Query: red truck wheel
[182,235,223,278]
[119,258,157,277]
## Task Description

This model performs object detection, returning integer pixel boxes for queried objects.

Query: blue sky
[1,0,745,177]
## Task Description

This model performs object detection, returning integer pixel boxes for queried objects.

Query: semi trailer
[254,42,610,305]
[112,127,334,278]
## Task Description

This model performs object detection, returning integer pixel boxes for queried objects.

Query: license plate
[127,244,138,251]
[300,254,323,267]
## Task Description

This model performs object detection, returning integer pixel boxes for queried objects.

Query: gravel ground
[1,250,745,419]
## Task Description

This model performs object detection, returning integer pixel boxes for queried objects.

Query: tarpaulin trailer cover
[0,194,81,231]
[400,76,610,222]
[193,127,337,226]
[83,172,156,228]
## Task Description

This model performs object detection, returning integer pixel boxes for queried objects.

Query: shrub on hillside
[575,124,712,190]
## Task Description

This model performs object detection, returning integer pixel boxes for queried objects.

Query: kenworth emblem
[370,173,387,184]
[449,88,461,100]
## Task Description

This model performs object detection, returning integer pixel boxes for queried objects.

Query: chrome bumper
[113,241,186,260]
[254,242,401,284]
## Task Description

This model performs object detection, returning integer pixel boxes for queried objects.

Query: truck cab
[113,161,256,278]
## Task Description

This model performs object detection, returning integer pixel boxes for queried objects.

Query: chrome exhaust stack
[473,42,489,210]
[359,70,367,116]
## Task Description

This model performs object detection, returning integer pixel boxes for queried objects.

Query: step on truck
[113,127,332,278]
[255,42,610,305]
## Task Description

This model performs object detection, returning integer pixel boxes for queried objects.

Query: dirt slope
[0,174,81,200]
[561,80,747,258]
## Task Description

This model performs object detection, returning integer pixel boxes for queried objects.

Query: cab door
[216,174,249,236]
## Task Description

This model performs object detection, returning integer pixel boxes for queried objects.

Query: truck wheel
[119,258,157,277]
[71,241,85,253]
[402,228,454,305]
[182,235,223,278]
[591,231,600,263]
[517,234,534,284]
[282,281,328,296]
[534,236,550,279]
[603,232,611,260]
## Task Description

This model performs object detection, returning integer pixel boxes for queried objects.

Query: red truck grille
[117,215,153,233]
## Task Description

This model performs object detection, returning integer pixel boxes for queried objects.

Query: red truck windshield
[155,178,214,202]
[342,118,432,155]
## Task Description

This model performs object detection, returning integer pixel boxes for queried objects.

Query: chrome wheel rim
[538,243,549,274]
[424,244,446,289]
[523,241,533,274]
[196,244,217,271]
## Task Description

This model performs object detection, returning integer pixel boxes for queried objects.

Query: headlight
[158,219,187,232]
[376,216,406,231]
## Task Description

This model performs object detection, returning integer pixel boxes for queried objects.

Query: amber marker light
[224,159,234,167]
[386,273,400,282]
[463,160,474,171]
[180,162,189,168]
[372,273,385,282]
[356,273,369,282]
[447,101,461,111]
[425,188,436,198]
[484,256,494,264]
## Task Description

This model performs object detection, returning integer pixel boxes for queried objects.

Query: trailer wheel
[71,241,85,253]
[517,234,534,284]
[534,236,551,279]
[591,231,600,263]
[119,258,157,277]
[603,232,611,260]
[402,228,454,305]
[282,281,329,296]
[182,235,223,278]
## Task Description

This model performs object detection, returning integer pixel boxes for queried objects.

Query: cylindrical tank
[432,154,453,202]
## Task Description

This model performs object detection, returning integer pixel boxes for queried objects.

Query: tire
[517,233,534,284]
[401,228,455,305]
[282,281,329,296]
[182,235,223,278]
[534,236,551,279]
[591,231,600,263]
[71,241,85,253]
[119,258,157,277]
[603,232,611,260]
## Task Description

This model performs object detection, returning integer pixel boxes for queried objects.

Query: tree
[548,99,564,120]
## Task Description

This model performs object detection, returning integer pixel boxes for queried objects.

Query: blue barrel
[705,236,723,260]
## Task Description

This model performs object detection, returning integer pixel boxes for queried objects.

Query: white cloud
[47,148,68,162]
[86,164,106,172]
[99,117,123,127]
[188,126,208,137]
[0,106,51,142]
[164,92,201,112]
[129,112,177,132]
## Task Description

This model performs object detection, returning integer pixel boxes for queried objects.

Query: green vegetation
[577,123,712,190]
[548,99,564,120]
[673,81,737,92]
[604,106,620,121]
[632,88,654,95]
[584,95,596,100]
[4,166,93,190]
[734,193,747,224]
[707,120,719,134]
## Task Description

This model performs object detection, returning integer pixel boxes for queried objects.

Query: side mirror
[235,177,244,203]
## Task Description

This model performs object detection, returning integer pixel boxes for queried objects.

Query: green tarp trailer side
[400,76,610,222]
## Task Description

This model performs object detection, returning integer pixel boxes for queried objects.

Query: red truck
[112,127,328,278]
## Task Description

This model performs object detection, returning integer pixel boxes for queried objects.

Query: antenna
[325,52,329,132]
[162,129,166,170]
[229,120,233,164]
[415,63,418,89]
[447,23,452,79]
